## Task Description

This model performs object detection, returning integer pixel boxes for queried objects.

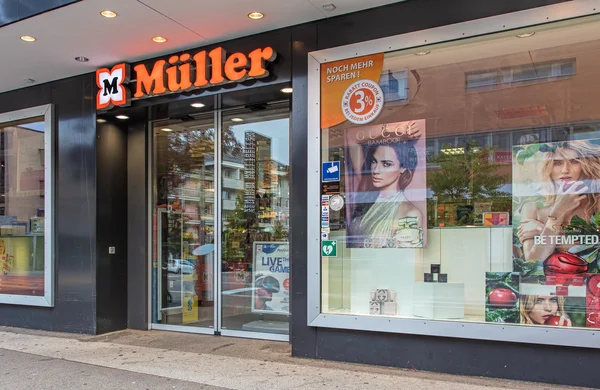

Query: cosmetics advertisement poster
[343,120,427,248]
[512,139,600,282]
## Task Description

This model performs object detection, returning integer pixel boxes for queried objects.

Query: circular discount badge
[341,79,384,124]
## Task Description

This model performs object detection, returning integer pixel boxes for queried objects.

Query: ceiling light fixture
[152,36,167,43]
[96,118,107,123]
[280,87,293,94]
[116,115,129,120]
[516,32,535,38]
[20,35,36,42]
[190,102,205,108]
[322,3,336,12]
[75,56,89,62]
[231,118,244,122]
[414,51,431,56]
[248,12,264,20]
[161,128,173,132]
[100,10,117,18]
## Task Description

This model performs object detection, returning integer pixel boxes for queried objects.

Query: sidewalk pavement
[0,326,588,390]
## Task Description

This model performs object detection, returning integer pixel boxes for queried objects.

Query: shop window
[314,16,600,338]
[0,105,54,307]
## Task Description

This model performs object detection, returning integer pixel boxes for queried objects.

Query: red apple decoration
[488,288,517,308]
[588,275,600,298]
[545,315,568,326]
[586,312,600,328]
[543,252,588,276]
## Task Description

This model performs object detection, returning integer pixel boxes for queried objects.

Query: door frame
[147,94,290,341]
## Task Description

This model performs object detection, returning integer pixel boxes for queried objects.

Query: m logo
[96,63,130,110]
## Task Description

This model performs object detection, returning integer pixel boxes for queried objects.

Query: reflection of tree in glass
[159,126,242,201]
[427,141,509,226]
[159,126,243,258]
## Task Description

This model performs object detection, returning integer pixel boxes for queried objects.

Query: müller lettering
[134,47,277,97]
[96,46,277,110]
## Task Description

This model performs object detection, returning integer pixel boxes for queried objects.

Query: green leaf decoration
[580,249,599,264]
[516,150,529,165]
[569,245,597,255]
[567,216,599,236]
[591,212,600,229]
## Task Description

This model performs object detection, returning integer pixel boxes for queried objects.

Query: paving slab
[0,327,588,390]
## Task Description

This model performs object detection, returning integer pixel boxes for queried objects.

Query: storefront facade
[1,0,600,386]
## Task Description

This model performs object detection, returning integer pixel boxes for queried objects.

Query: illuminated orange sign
[96,46,277,110]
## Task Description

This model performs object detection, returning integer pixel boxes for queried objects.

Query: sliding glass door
[151,97,290,339]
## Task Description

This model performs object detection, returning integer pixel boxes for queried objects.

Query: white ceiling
[0,0,402,94]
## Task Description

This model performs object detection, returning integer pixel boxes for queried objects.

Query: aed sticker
[329,195,344,211]
[341,79,384,124]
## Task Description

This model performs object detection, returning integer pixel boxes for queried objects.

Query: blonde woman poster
[344,119,427,248]
[513,139,600,280]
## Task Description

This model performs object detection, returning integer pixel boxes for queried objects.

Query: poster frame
[306,1,600,348]
[0,104,54,307]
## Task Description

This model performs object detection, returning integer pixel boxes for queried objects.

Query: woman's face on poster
[529,296,559,324]
[370,146,402,189]
[551,148,583,185]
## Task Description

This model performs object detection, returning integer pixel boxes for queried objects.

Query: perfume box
[369,301,381,315]
[370,289,396,302]
[438,274,448,283]
[424,273,433,282]
[430,264,441,274]
[381,302,397,316]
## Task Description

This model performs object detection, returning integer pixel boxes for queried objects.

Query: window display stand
[413,282,465,319]
[350,248,417,316]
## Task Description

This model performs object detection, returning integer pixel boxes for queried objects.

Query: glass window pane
[152,113,215,328]
[0,117,45,297]
[221,101,290,334]
[320,18,600,332]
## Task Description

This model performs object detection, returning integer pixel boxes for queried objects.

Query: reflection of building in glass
[244,132,272,214]
[243,131,289,228]
[379,69,408,103]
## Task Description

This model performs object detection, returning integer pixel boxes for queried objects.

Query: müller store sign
[95,46,277,110]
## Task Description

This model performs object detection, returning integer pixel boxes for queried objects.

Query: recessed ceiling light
[75,56,89,62]
[280,87,293,94]
[231,118,244,122]
[322,3,336,12]
[20,35,36,42]
[116,115,129,120]
[152,36,167,43]
[190,102,205,108]
[96,118,107,123]
[248,12,264,20]
[23,78,35,84]
[100,10,117,18]
[161,128,173,132]
[516,32,535,38]
[414,51,431,56]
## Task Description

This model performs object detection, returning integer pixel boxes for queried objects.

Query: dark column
[289,22,318,355]
[96,122,128,334]
[127,121,149,329]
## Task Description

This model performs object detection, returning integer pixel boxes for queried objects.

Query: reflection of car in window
[167,259,195,274]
